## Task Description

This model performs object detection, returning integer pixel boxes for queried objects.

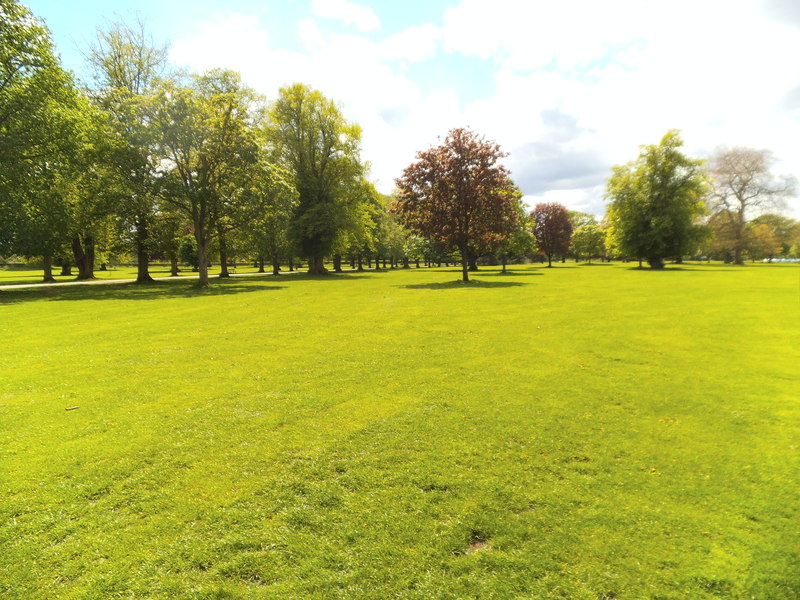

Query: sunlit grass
[1,262,797,599]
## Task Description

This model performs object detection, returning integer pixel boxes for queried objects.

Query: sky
[24,0,800,217]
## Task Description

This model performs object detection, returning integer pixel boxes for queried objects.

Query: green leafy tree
[393,128,521,282]
[605,131,707,269]
[265,83,366,274]
[145,70,260,285]
[571,224,606,263]
[0,0,83,258]
[85,17,169,282]
[242,157,298,275]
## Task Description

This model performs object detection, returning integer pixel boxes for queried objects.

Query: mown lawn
[0,263,266,287]
[1,262,797,599]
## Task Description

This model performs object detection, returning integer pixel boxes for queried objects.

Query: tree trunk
[272,252,281,275]
[333,254,343,273]
[460,246,470,282]
[195,230,209,286]
[357,255,363,271]
[501,255,507,273]
[638,258,643,268]
[308,255,327,274]
[403,256,410,269]
[383,258,387,268]
[416,259,420,268]
[170,254,180,276]
[374,255,381,270]
[218,229,230,278]
[350,257,356,269]
[72,235,95,280]
[547,253,553,268]
[366,257,371,268]
[288,258,295,271]
[135,218,154,283]
[42,253,55,283]
[468,252,478,271]
[59,259,72,276]
[674,256,683,264]
[648,257,665,269]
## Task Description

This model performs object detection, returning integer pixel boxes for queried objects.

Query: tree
[605,131,707,269]
[746,223,781,261]
[85,17,169,282]
[707,148,796,264]
[531,203,572,267]
[145,70,260,285]
[393,128,521,282]
[571,224,605,263]
[265,83,366,274]
[241,156,298,275]
[750,214,799,258]
[0,0,82,257]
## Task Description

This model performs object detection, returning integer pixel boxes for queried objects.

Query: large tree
[706,147,796,264]
[531,202,572,267]
[265,83,366,274]
[393,127,521,282]
[145,70,260,285]
[605,131,707,269]
[0,0,81,257]
[85,17,169,282]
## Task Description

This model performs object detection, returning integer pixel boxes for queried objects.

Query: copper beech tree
[393,128,521,282]
[531,203,573,267]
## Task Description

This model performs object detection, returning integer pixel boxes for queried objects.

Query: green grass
[0,263,268,286]
[1,263,798,599]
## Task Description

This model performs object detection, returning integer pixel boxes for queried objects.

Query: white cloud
[310,0,380,32]
[168,1,800,217]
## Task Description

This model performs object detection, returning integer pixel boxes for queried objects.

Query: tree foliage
[571,224,605,263]
[531,202,572,267]
[265,83,365,274]
[605,131,707,269]
[393,128,521,282]
[706,147,796,264]
[0,0,82,256]
[145,70,260,285]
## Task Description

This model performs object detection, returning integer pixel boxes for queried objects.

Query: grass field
[0,263,267,287]
[1,262,798,599]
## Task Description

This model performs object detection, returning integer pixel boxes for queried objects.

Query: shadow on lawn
[0,279,285,304]
[399,279,529,290]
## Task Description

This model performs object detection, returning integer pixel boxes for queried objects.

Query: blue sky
[24,0,800,217]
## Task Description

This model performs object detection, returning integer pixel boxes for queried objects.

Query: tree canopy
[393,128,521,282]
[605,131,707,268]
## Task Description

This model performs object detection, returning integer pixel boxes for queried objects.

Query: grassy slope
[1,263,797,599]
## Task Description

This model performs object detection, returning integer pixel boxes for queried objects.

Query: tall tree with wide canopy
[265,83,366,274]
[0,0,81,257]
[605,131,707,269]
[531,202,573,267]
[145,70,260,285]
[706,147,796,264]
[393,127,521,282]
[85,17,169,282]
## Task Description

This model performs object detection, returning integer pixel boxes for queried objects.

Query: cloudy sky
[26,0,800,217]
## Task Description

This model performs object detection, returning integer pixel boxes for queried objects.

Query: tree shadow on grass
[623,266,738,272]
[0,279,286,304]
[398,279,529,290]
[481,269,542,277]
